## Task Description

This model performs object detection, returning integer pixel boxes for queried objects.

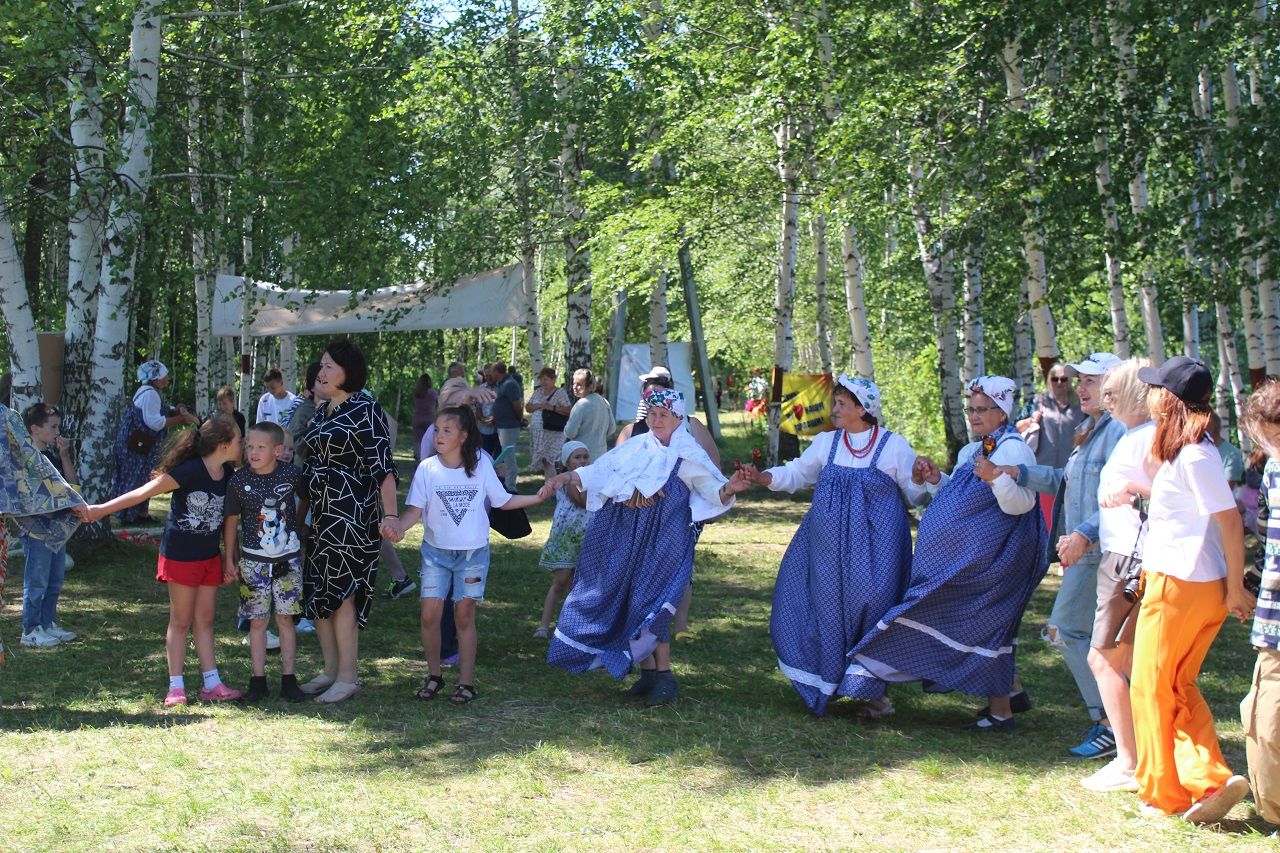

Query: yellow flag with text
[778,374,835,436]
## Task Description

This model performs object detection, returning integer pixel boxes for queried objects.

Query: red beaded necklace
[842,424,880,459]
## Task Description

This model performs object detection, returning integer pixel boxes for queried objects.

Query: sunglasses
[1050,377,1070,384]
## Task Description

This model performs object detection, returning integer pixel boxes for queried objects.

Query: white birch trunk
[1094,131,1131,357]
[773,116,799,373]
[237,18,255,415]
[0,208,42,411]
[63,0,106,438]
[1216,300,1250,448]
[278,234,298,393]
[1249,0,1279,375]
[1223,60,1276,379]
[908,161,967,455]
[649,270,669,369]
[1000,37,1059,370]
[816,2,872,380]
[188,86,213,418]
[1182,293,1201,360]
[842,222,874,379]
[813,215,833,375]
[1111,6,1165,362]
[510,0,541,376]
[557,62,591,371]
[1013,277,1035,404]
[962,245,985,383]
[79,0,162,502]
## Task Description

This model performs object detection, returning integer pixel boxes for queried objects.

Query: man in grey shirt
[491,361,524,492]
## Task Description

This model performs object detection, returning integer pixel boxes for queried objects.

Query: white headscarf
[835,375,882,420]
[575,418,729,523]
[966,375,1017,419]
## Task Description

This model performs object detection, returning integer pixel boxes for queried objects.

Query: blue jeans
[1045,554,1104,720]
[21,536,67,634]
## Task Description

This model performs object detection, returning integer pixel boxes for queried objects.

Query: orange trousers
[1131,572,1233,814]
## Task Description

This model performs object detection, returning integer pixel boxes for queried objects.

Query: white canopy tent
[614,343,697,421]
[212,264,525,336]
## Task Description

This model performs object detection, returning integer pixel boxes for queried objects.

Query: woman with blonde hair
[1081,358,1154,792]
[1126,356,1252,822]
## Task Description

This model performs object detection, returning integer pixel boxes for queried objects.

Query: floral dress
[538,485,592,570]
[301,391,397,628]
[529,386,570,470]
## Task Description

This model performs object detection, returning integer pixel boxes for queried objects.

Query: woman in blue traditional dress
[741,376,926,717]
[111,361,197,522]
[846,375,1049,732]
[542,388,751,705]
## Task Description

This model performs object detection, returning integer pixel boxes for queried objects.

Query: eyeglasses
[964,405,999,416]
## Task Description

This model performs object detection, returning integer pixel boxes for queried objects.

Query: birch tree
[79,0,163,502]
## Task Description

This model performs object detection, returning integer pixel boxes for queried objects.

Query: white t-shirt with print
[406,454,511,550]
[256,391,298,425]
[1143,439,1236,582]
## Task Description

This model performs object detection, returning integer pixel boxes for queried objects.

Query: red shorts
[157,554,223,587]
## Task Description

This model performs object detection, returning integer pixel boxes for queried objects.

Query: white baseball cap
[1066,353,1122,377]
[639,365,672,383]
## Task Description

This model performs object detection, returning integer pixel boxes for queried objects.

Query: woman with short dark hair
[297,340,398,703]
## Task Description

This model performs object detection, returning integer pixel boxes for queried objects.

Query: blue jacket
[1017,412,1126,548]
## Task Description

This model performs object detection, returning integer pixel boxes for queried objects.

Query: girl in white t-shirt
[1127,356,1252,823]
[385,406,548,705]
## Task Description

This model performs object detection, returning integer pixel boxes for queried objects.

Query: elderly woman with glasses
[846,376,1049,732]
[543,388,751,706]
[739,376,927,718]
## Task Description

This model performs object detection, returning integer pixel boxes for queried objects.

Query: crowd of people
[5,342,1280,828]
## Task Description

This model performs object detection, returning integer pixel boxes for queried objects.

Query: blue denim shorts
[420,542,490,602]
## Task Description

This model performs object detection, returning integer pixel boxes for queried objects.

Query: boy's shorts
[238,556,303,621]
[157,555,222,587]
[420,542,490,602]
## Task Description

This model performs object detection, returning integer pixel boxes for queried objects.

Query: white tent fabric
[615,343,697,421]
[212,264,525,337]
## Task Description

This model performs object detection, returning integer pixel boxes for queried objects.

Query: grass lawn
[0,411,1274,850]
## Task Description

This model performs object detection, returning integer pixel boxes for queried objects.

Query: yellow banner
[778,374,835,436]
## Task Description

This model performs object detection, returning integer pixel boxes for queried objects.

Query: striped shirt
[1251,458,1280,649]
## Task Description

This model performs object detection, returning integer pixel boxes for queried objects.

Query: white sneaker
[1081,758,1139,793]
[20,627,59,648]
[241,630,281,650]
[45,623,77,642]
[296,619,316,633]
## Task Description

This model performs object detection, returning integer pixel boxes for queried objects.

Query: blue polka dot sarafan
[770,429,912,715]
[845,432,1049,699]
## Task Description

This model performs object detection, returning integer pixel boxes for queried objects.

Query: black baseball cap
[1137,356,1213,405]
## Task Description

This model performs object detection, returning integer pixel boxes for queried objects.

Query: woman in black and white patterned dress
[298,340,399,704]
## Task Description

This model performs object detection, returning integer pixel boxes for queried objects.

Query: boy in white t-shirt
[256,367,297,426]
[385,405,549,706]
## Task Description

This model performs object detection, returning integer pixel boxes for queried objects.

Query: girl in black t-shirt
[77,416,244,708]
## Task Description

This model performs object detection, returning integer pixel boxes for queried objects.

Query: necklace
[842,424,879,459]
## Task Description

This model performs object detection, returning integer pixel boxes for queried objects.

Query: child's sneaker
[45,623,77,642]
[163,688,188,707]
[198,683,243,702]
[385,578,417,599]
[296,618,316,633]
[20,627,59,647]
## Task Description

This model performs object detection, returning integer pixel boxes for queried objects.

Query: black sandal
[417,674,445,701]
[450,684,477,705]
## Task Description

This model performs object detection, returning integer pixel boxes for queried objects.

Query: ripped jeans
[419,542,490,602]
